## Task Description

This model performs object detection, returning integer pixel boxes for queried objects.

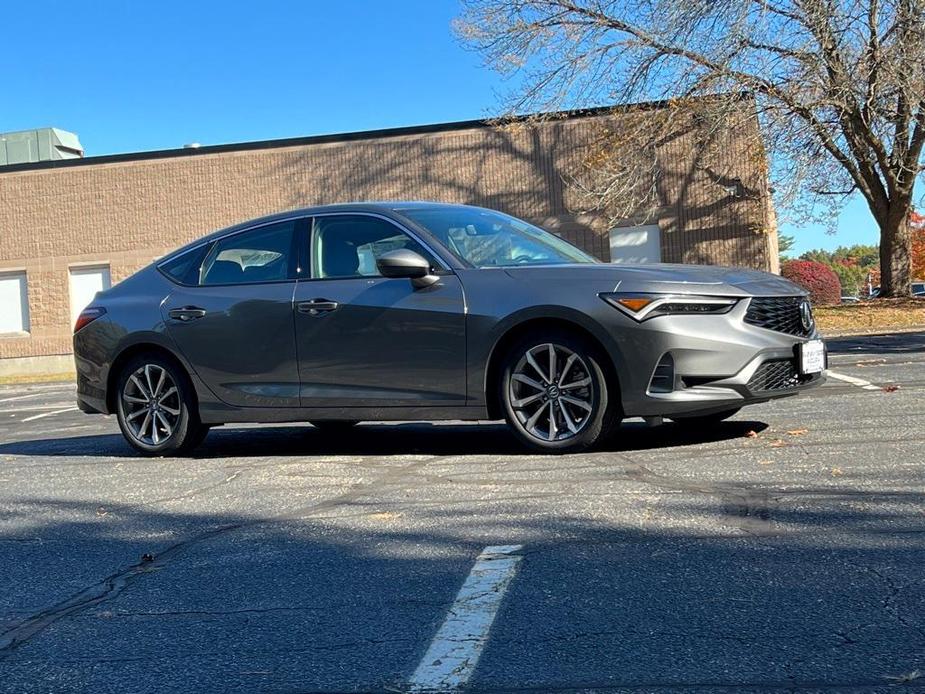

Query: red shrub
[781,260,841,305]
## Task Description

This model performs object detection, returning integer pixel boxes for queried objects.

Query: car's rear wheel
[116,354,206,456]
[500,332,616,453]
[670,407,741,427]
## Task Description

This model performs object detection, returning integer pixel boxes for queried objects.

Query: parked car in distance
[869,282,925,298]
[74,202,826,455]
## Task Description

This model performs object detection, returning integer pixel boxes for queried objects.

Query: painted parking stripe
[825,370,882,391]
[0,393,45,404]
[21,407,79,422]
[409,545,522,692]
[0,403,78,415]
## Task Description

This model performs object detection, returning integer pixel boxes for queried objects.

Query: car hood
[501,263,804,297]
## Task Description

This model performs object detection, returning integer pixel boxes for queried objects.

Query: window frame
[303,212,452,283]
[159,217,309,287]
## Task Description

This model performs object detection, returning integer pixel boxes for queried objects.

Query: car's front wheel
[500,332,617,454]
[115,354,206,456]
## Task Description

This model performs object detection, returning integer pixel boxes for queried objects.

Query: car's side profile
[74,202,825,455]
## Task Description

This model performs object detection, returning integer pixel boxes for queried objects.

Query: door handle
[298,299,339,316]
[168,306,207,322]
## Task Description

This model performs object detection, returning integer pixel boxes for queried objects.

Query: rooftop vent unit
[0,128,84,165]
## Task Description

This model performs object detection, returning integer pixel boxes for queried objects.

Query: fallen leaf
[745,430,759,438]
[883,384,900,392]
[770,439,787,447]
[884,669,921,683]
[787,428,809,436]
[759,460,773,465]
[831,467,844,476]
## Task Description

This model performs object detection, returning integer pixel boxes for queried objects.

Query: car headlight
[600,293,738,321]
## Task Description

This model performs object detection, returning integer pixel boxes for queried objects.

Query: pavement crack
[864,566,925,643]
[0,523,239,658]
[140,469,247,506]
[0,454,447,658]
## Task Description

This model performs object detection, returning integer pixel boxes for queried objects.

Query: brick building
[0,96,778,376]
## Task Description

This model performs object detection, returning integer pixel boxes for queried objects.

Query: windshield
[399,207,599,268]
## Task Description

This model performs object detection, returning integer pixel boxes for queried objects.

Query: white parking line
[21,407,79,422]
[826,370,881,391]
[0,393,45,404]
[408,545,523,692]
[0,402,78,415]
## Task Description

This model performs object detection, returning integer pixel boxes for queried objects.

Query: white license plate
[798,339,826,374]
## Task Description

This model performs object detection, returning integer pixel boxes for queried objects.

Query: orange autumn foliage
[911,212,925,280]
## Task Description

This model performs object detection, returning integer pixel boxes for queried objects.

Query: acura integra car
[74,202,826,455]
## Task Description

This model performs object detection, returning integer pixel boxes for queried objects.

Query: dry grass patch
[0,371,75,386]
[815,297,925,334]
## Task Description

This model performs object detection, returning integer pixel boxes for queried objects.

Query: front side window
[199,221,296,286]
[399,207,598,268]
[311,215,435,279]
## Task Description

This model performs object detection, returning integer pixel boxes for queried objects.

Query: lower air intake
[648,353,675,393]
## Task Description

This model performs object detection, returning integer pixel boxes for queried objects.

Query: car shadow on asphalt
[0,420,770,459]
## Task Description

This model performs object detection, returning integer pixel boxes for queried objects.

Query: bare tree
[457,0,925,295]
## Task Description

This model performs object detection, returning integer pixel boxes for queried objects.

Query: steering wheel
[512,254,534,264]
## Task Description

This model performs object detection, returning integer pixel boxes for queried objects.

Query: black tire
[310,420,360,433]
[670,407,741,427]
[115,353,207,456]
[500,330,618,454]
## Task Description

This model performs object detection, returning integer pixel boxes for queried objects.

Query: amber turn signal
[614,297,655,312]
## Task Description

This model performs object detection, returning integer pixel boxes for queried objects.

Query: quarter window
[311,215,434,279]
[199,221,297,286]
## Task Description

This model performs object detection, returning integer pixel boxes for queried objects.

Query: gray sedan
[73,202,826,455]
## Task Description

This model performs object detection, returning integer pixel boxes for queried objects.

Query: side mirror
[376,249,439,288]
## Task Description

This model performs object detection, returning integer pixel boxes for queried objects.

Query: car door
[162,219,303,408]
[293,213,466,407]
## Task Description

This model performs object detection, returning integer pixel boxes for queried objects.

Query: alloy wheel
[509,343,594,442]
[121,364,182,446]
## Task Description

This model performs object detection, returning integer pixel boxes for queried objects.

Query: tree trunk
[879,208,912,297]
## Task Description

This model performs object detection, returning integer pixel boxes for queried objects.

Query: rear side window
[199,221,297,286]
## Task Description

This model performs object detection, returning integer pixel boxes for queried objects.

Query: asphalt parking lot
[1,332,924,693]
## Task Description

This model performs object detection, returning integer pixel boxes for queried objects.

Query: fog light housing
[648,353,675,393]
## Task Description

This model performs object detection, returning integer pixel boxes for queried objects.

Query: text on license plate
[798,339,826,374]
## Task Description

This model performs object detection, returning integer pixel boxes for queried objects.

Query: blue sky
[2,0,878,255]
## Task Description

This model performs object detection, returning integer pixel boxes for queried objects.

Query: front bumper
[608,298,826,417]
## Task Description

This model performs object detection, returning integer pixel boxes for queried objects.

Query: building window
[609,225,662,264]
[0,271,30,335]
[69,265,111,328]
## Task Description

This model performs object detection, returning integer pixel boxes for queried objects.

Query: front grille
[748,359,815,392]
[744,296,811,337]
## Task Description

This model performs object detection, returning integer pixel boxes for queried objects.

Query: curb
[821,325,925,338]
